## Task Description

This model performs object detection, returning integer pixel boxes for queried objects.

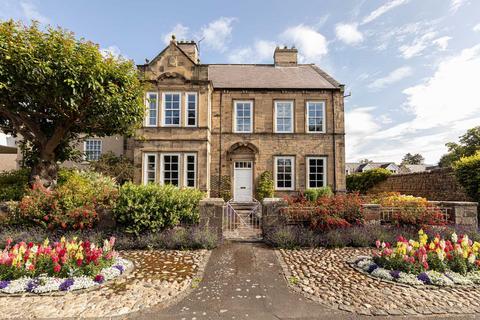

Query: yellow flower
[43,238,49,247]
[429,242,435,250]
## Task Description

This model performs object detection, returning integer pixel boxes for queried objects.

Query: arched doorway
[227,142,258,202]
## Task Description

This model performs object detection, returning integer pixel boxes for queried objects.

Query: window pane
[85,140,102,161]
[308,158,325,188]
[163,155,179,186]
[236,102,252,132]
[276,102,293,132]
[276,157,293,189]
[164,94,180,126]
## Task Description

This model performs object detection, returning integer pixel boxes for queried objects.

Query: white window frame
[183,153,197,188]
[306,156,327,188]
[162,92,182,127]
[185,92,198,127]
[143,153,157,185]
[274,156,295,191]
[160,153,181,186]
[145,92,158,127]
[233,100,253,133]
[306,101,326,133]
[83,139,102,161]
[274,101,294,133]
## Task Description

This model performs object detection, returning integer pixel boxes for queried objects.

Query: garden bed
[0,257,133,295]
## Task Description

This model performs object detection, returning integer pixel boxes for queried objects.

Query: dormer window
[163,93,181,126]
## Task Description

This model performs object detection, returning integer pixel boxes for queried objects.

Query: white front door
[234,161,253,202]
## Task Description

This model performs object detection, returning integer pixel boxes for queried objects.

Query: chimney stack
[176,40,199,64]
[274,46,297,66]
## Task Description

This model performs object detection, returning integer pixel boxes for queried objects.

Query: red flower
[76,259,83,267]
[53,264,61,273]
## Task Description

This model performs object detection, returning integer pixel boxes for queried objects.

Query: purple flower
[367,263,378,273]
[26,279,40,292]
[417,272,431,284]
[94,274,104,284]
[113,265,124,274]
[59,279,74,291]
[0,280,10,289]
[390,270,401,279]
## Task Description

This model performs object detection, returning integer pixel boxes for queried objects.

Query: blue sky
[1,0,480,164]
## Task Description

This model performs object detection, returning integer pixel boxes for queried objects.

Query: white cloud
[100,45,125,59]
[19,1,49,24]
[361,0,410,25]
[399,31,437,58]
[401,44,480,129]
[162,23,189,45]
[199,17,236,52]
[450,0,468,12]
[335,23,364,45]
[228,40,276,63]
[368,66,413,89]
[474,23,480,32]
[280,24,328,62]
[345,107,381,158]
[433,36,452,51]
[353,44,480,163]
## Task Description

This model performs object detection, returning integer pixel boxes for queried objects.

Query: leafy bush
[346,168,392,193]
[113,183,205,235]
[89,152,134,184]
[453,151,480,202]
[263,225,318,249]
[286,193,364,231]
[373,193,446,227]
[304,186,333,201]
[256,171,274,200]
[0,169,29,201]
[15,171,118,230]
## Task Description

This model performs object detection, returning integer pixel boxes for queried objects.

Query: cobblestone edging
[0,249,211,319]
[276,247,480,316]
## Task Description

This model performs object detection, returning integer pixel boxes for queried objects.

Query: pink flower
[53,264,61,273]
[375,240,381,248]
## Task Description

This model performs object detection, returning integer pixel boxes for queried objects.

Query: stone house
[346,162,400,175]
[65,37,346,201]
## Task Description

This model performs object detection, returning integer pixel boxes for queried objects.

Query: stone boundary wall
[368,168,472,201]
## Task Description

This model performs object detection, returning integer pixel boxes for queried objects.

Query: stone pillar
[262,198,288,234]
[362,204,382,224]
[430,201,478,228]
[199,198,225,240]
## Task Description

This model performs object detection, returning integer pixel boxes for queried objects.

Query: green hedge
[0,169,29,201]
[453,151,480,202]
[113,183,205,236]
[304,186,333,201]
[346,168,392,193]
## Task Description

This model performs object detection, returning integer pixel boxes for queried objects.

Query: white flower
[426,271,453,286]
[371,268,393,281]
[397,273,423,285]
[451,232,458,243]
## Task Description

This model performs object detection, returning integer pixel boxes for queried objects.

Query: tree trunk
[30,154,59,188]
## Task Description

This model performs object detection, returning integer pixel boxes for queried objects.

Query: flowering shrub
[15,170,118,230]
[368,193,446,227]
[374,230,480,275]
[285,193,364,231]
[0,237,117,281]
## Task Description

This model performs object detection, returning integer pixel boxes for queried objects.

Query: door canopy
[227,142,259,161]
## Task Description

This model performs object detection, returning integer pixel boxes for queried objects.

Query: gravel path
[277,247,480,316]
[0,249,210,319]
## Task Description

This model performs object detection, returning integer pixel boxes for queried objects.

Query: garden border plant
[0,236,133,294]
[350,229,480,287]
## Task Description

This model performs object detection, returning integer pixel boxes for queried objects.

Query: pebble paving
[278,247,480,316]
[0,249,210,319]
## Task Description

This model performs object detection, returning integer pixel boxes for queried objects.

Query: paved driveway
[116,242,479,320]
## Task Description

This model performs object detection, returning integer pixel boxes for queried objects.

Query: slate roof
[207,64,341,89]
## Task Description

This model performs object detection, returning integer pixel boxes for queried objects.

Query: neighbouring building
[41,37,347,201]
[0,134,18,172]
[345,162,432,175]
